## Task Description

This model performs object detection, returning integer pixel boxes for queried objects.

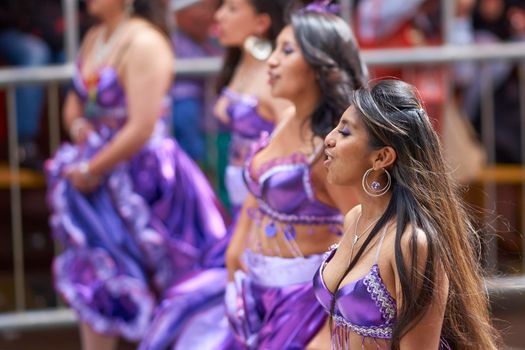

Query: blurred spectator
[0,0,93,169]
[170,0,222,164]
[465,0,525,163]
[355,0,446,131]
[0,0,52,169]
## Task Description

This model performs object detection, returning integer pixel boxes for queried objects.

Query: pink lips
[268,71,279,86]
[324,149,333,168]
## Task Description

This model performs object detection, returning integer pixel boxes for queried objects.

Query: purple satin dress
[45,64,227,341]
[223,131,344,349]
[133,88,277,350]
[221,87,275,211]
[314,228,452,349]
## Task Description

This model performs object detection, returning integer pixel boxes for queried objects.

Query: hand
[65,162,101,193]
[69,118,94,145]
[225,244,247,281]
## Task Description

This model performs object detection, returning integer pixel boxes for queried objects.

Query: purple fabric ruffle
[225,267,327,349]
[46,125,227,341]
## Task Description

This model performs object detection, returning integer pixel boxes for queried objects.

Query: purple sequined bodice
[73,65,128,119]
[244,132,343,227]
[73,63,171,122]
[221,87,274,140]
[314,245,396,340]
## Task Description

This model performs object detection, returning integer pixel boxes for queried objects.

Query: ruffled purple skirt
[46,126,227,341]
[225,251,327,349]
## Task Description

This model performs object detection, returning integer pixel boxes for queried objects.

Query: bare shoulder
[392,224,430,273]
[344,205,361,226]
[126,20,173,61]
[400,226,429,256]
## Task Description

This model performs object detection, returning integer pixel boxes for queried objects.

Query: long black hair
[290,10,368,138]
[216,0,292,92]
[330,79,498,349]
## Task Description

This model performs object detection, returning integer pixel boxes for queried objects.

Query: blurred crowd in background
[0,0,524,274]
[0,0,524,169]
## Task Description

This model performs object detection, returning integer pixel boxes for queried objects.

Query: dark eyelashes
[282,46,294,55]
[338,127,350,136]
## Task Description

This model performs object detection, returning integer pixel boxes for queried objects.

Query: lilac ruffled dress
[137,88,276,350]
[223,132,345,349]
[221,87,275,213]
[46,65,227,341]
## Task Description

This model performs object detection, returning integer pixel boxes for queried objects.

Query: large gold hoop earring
[361,168,391,197]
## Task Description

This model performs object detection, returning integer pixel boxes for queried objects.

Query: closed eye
[282,44,294,55]
[338,127,351,136]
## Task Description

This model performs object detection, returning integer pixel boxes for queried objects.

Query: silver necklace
[94,19,128,66]
[348,212,380,261]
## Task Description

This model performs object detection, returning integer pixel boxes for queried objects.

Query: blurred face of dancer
[85,0,124,19]
[214,0,270,47]
[176,0,220,43]
[267,26,318,101]
[324,106,373,186]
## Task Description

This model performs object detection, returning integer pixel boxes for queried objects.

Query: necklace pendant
[353,235,359,245]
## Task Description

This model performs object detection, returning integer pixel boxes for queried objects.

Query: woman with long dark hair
[225,4,368,348]
[46,0,227,349]
[317,79,498,349]
[214,0,292,214]
[134,1,293,349]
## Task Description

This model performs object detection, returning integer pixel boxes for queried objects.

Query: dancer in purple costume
[213,0,293,215]
[224,5,368,349]
[137,1,292,349]
[317,80,499,349]
[45,0,226,349]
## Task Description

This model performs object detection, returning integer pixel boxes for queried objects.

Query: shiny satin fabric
[314,246,453,350]
[314,248,396,340]
[225,251,327,349]
[219,87,275,211]
[137,268,239,350]
[244,132,343,222]
[46,66,227,341]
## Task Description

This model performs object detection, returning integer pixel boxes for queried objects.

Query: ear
[254,13,271,37]
[371,146,396,170]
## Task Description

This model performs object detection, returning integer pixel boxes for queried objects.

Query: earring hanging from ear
[243,35,272,61]
[361,168,391,197]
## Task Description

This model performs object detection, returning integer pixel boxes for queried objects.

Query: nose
[324,132,336,148]
[214,5,224,21]
[267,49,278,68]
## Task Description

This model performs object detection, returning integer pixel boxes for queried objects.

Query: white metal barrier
[0,0,524,333]
[1,43,524,330]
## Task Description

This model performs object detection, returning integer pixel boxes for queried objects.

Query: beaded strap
[257,199,344,225]
[363,265,397,322]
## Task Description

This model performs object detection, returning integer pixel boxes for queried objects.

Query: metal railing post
[441,0,456,46]
[341,0,353,24]
[63,0,79,62]
[47,83,61,154]
[480,63,498,272]
[6,86,26,311]
[519,65,525,274]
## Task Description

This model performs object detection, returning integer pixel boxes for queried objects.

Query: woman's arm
[395,228,449,349]
[88,30,174,177]
[63,91,95,144]
[226,193,257,280]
